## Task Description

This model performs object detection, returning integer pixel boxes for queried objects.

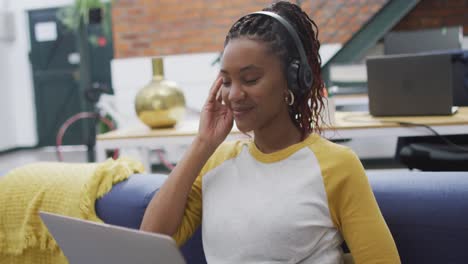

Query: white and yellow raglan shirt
[173,134,400,264]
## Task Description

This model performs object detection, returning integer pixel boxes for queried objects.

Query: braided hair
[224,1,325,138]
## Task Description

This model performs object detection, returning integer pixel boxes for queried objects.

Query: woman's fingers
[216,88,223,104]
[207,77,223,103]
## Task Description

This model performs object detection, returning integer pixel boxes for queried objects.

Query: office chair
[396,135,468,171]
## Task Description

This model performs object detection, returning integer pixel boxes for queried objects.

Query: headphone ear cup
[287,60,300,94]
[299,65,313,93]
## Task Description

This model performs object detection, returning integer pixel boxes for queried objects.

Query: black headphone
[237,11,314,96]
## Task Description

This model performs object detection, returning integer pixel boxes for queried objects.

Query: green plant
[56,0,112,45]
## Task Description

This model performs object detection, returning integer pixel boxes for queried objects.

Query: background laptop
[40,211,186,264]
[366,51,459,116]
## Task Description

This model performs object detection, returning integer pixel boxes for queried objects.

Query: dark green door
[28,7,114,148]
[28,7,85,147]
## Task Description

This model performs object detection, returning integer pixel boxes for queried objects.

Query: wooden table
[96,107,468,170]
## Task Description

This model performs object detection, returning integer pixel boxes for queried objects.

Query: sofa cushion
[367,170,468,264]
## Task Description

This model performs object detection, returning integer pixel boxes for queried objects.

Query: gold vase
[135,57,186,128]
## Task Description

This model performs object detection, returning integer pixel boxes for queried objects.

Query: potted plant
[56,0,112,46]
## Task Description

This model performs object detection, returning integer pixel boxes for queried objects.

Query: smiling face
[220,37,292,133]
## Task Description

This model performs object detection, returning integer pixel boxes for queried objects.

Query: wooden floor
[0,146,88,173]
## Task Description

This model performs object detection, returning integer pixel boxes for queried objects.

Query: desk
[96,107,468,169]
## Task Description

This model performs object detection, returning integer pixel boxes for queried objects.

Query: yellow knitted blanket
[0,157,144,263]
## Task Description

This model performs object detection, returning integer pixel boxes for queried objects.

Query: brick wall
[112,0,468,59]
[112,0,272,58]
[394,0,468,34]
[111,0,388,58]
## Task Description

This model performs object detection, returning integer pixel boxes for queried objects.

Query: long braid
[224,1,325,138]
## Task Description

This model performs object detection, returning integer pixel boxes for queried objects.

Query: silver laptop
[39,211,186,264]
[366,51,458,116]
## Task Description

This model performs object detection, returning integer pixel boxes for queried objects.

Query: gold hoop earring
[285,90,294,106]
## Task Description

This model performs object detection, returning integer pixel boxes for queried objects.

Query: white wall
[0,0,75,151]
[0,40,16,150]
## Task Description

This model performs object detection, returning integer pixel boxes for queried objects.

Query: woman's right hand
[197,77,233,149]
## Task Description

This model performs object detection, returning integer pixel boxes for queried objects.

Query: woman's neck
[253,115,303,154]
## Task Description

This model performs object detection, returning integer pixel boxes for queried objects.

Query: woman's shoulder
[307,136,367,194]
[307,134,357,158]
[305,134,362,172]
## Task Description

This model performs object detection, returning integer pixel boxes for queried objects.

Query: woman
[141,1,400,263]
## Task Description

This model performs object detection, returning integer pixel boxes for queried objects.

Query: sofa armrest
[96,173,167,229]
[96,173,207,263]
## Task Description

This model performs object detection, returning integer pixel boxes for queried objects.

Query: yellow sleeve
[326,148,400,263]
[172,140,245,246]
[172,174,203,246]
[330,151,400,263]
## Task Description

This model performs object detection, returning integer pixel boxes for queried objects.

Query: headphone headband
[250,11,309,69]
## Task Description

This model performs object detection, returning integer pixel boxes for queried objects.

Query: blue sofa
[96,170,468,264]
